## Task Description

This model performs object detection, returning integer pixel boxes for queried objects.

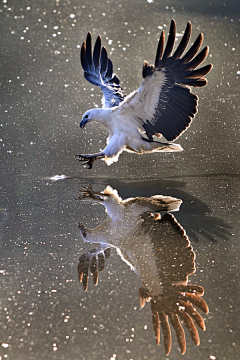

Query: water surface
[1,1,239,359]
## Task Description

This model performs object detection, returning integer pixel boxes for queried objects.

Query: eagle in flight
[76,19,212,168]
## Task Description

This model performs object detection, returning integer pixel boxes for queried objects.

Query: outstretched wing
[139,213,209,355]
[119,19,213,141]
[81,33,126,108]
[78,246,111,291]
[123,195,182,213]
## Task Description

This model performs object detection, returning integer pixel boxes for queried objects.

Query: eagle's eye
[84,114,89,119]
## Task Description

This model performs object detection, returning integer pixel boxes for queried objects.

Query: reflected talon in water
[77,185,209,354]
[77,184,109,201]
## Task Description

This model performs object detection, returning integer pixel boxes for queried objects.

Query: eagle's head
[80,110,93,128]
[80,108,110,129]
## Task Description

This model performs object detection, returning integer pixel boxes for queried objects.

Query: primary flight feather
[76,19,212,168]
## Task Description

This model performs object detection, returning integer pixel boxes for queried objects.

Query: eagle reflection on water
[77,185,208,355]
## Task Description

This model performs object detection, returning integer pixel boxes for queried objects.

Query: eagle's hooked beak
[80,118,89,129]
[80,113,90,129]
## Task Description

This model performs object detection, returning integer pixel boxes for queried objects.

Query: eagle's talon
[75,154,88,161]
[75,154,95,169]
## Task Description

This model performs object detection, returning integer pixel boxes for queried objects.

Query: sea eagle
[76,19,212,168]
[77,185,209,354]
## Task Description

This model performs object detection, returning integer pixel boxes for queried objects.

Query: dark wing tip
[86,32,92,47]
[80,41,88,71]
[105,58,113,79]
[85,32,93,69]
[100,46,108,74]
[171,18,176,28]
[171,21,192,61]
[162,19,176,62]
[155,31,165,68]
[181,33,204,64]
[93,35,102,70]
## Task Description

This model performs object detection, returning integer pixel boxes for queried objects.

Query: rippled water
[1,1,239,359]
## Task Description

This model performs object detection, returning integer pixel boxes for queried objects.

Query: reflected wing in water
[77,240,111,291]
[139,213,209,354]
[77,185,209,354]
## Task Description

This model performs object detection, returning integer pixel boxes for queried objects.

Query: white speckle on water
[2,343,9,348]
[50,174,67,181]
[69,14,75,18]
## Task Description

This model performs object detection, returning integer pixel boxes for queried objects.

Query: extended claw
[75,154,95,169]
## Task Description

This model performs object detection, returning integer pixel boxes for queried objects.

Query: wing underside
[81,33,126,108]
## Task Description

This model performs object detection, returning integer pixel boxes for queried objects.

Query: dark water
[0,0,239,359]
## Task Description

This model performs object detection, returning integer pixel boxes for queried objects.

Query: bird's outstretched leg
[75,152,105,169]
